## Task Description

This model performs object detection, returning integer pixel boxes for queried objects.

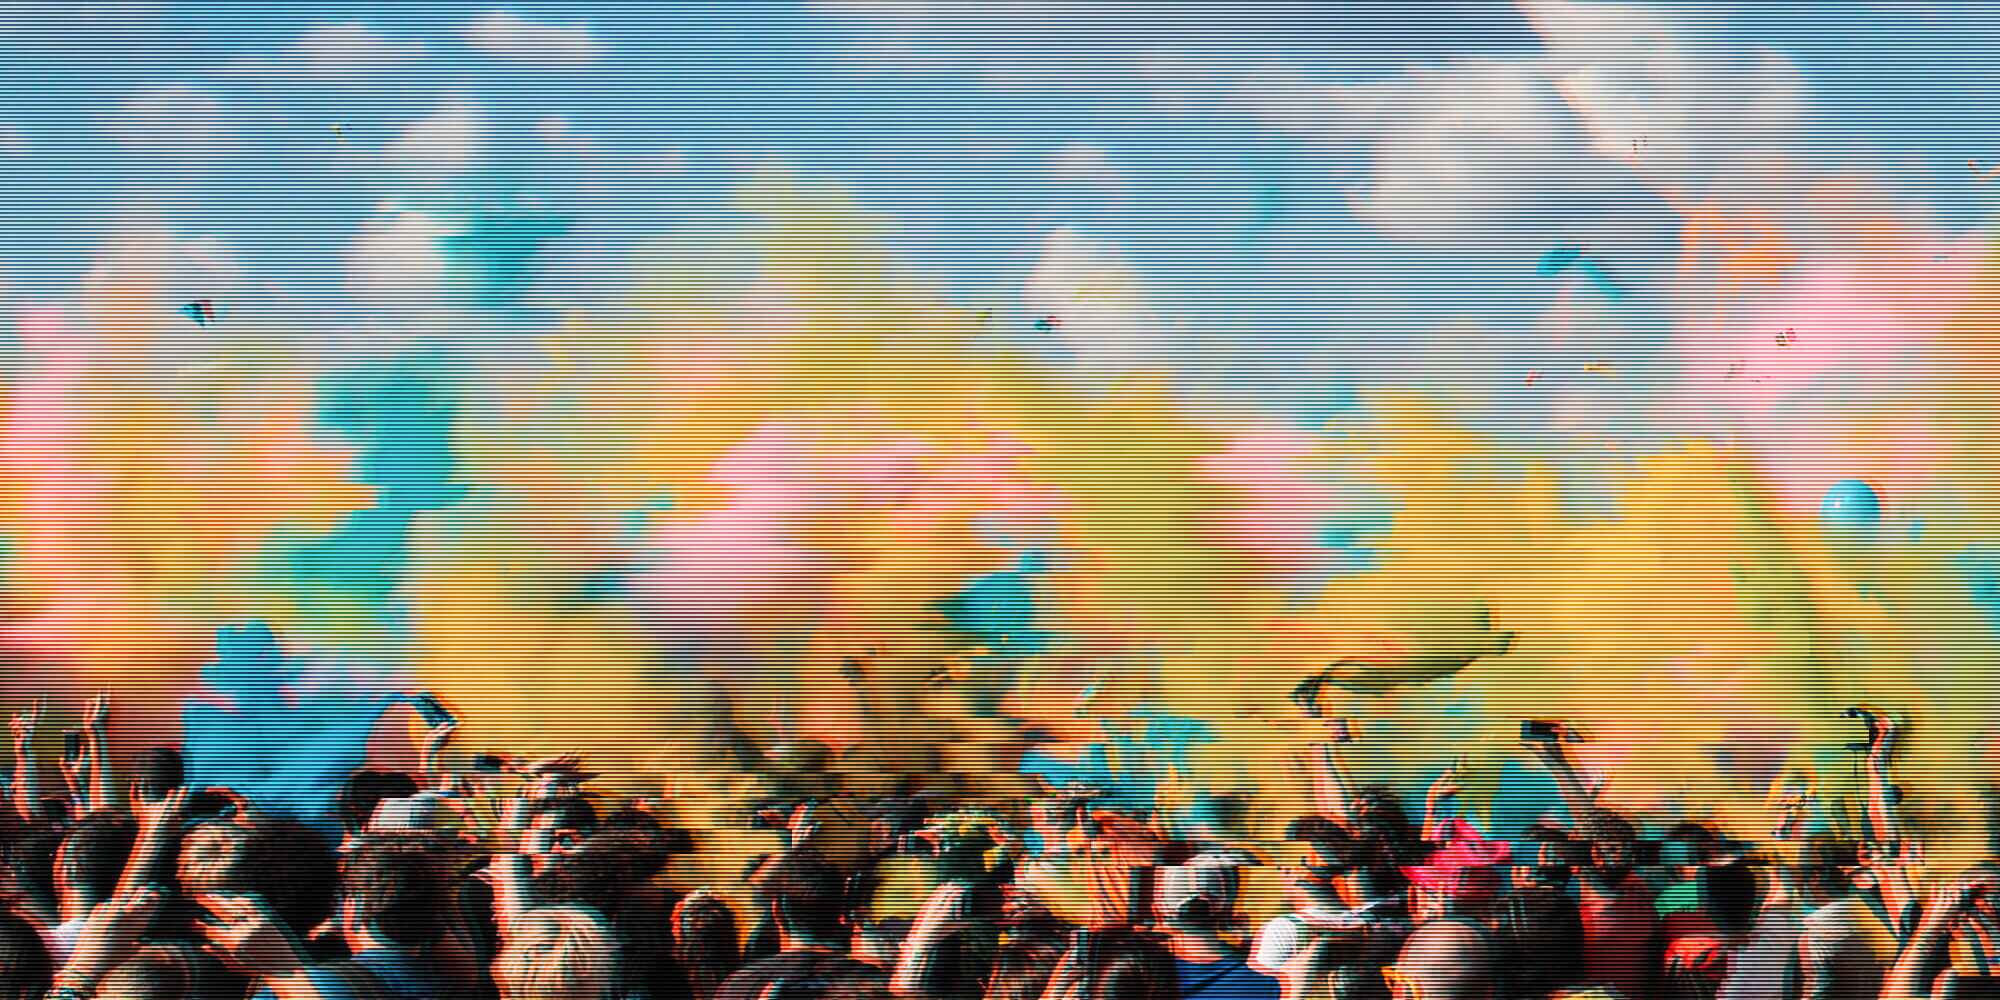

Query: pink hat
[1401,820,1512,904]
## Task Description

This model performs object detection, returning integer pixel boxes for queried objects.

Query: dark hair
[339,835,453,947]
[3,825,60,912]
[674,893,742,1000]
[761,849,849,941]
[134,748,185,803]
[598,805,686,883]
[1707,859,1757,940]
[985,935,1063,1000]
[528,795,600,836]
[0,910,51,1000]
[1078,930,1176,1000]
[1284,815,1346,845]
[59,810,138,906]
[1794,836,1855,899]
[338,770,419,835]
[1347,786,1415,869]
[1519,819,1572,844]
[237,819,341,940]
[1493,882,1585,1000]
[1579,809,1637,845]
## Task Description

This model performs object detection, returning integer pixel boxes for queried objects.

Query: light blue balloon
[1820,479,1881,533]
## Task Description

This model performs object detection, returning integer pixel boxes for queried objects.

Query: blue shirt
[1173,957,1282,1000]
[250,949,446,1000]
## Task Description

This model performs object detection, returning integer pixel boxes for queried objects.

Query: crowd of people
[0,688,1995,1000]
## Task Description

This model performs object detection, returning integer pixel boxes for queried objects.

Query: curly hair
[673,892,742,1000]
[339,834,455,947]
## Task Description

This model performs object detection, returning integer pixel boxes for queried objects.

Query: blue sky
[2,0,1998,431]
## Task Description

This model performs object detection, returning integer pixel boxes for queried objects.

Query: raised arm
[9,699,41,823]
[1866,712,1907,848]
[1523,726,1598,825]
[114,786,190,900]
[1422,767,1462,843]
[418,718,457,791]
[891,881,971,996]
[1865,713,1923,931]
[1307,739,1355,823]
[84,690,115,813]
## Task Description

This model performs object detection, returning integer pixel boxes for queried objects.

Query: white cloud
[103,84,233,164]
[533,115,600,158]
[648,149,687,173]
[1521,0,1805,205]
[385,97,483,179]
[462,11,601,66]
[1023,228,1156,381]
[1046,143,1124,199]
[345,206,451,341]
[82,226,247,370]
[1343,59,1581,247]
[231,22,424,76]
[0,124,24,157]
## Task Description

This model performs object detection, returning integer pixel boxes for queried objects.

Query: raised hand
[1870,711,1907,769]
[58,884,169,989]
[84,690,110,731]
[422,720,458,758]
[135,786,191,841]
[10,698,43,747]
[1426,770,1461,809]
[192,891,310,980]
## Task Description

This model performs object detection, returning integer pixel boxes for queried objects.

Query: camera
[658,826,696,855]
[1521,720,1563,743]
[62,730,82,763]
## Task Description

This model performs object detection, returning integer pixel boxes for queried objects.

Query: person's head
[1346,786,1415,877]
[54,809,137,917]
[494,905,619,1000]
[91,942,240,1000]
[1660,822,1715,883]
[1400,825,1509,924]
[1706,858,1757,939]
[530,796,599,844]
[1152,852,1243,938]
[1386,920,1495,1000]
[0,910,51,1000]
[2,826,59,920]
[756,849,849,949]
[1579,810,1638,881]
[1050,930,1175,1000]
[178,817,340,944]
[1791,836,1856,907]
[338,770,420,836]
[338,835,453,951]
[133,749,184,806]
[1281,815,1355,910]
[672,891,741,1000]
[1515,820,1575,891]
[984,934,1064,1000]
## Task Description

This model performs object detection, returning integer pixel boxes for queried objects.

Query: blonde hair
[495,905,620,1000]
